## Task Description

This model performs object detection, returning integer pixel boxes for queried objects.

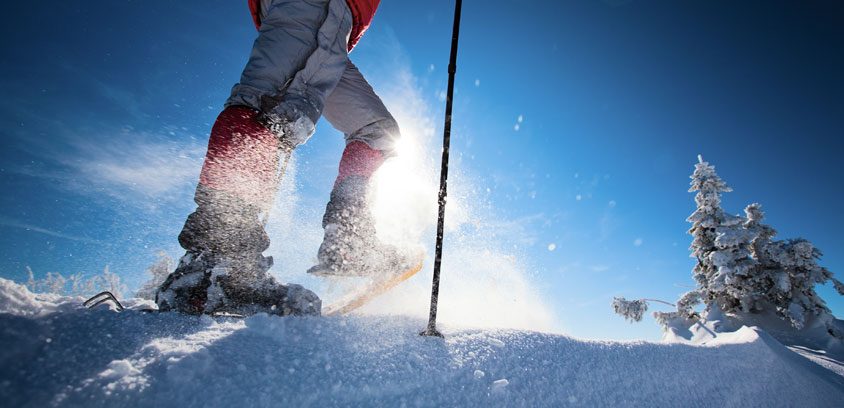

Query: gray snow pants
[226,0,400,155]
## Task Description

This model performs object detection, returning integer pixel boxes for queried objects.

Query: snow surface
[1,278,843,407]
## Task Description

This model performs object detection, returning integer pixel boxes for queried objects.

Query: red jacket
[248,0,380,51]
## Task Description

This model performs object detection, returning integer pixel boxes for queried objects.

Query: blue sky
[0,0,842,340]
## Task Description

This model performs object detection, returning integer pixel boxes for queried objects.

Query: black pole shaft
[422,0,463,338]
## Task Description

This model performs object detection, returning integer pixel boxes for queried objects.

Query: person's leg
[309,60,407,276]
[323,61,401,156]
[157,0,352,315]
[197,0,352,216]
[229,0,353,148]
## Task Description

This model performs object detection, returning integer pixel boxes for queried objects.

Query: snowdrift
[1,278,842,407]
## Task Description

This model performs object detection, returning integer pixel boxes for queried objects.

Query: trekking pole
[421,0,463,338]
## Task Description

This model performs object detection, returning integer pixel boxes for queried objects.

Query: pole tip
[419,327,444,338]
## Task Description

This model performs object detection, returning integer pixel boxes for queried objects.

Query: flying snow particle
[548,243,557,252]
[474,370,486,379]
[474,79,480,87]
[633,238,643,247]
[513,115,525,131]
[608,200,617,208]
[492,379,510,391]
[428,64,435,72]
[576,194,582,201]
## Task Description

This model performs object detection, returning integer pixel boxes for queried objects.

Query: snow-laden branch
[612,297,678,323]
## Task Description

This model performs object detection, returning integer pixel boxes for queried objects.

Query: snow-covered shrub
[98,266,128,297]
[613,156,842,337]
[23,266,127,298]
[45,272,67,294]
[136,252,174,300]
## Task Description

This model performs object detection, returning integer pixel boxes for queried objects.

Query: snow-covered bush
[24,266,127,298]
[613,156,842,337]
[136,252,174,300]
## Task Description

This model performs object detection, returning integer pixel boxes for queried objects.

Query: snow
[1,278,843,407]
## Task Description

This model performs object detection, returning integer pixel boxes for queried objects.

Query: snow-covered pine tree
[686,162,842,331]
[613,157,843,340]
[686,155,733,308]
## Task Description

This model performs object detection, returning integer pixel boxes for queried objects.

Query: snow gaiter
[179,105,280,256]
[334,140,385,189]
[198,105,281,213]
[309,141,392,276]
[157,106,285,314]
[324,140,385,230]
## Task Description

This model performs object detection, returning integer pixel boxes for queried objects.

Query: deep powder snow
[1,278,842,407]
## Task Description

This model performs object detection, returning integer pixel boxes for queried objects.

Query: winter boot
[308,142,414,277]
[157,185,320,316]
[155,106,320,316]
[157,250,320,316]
